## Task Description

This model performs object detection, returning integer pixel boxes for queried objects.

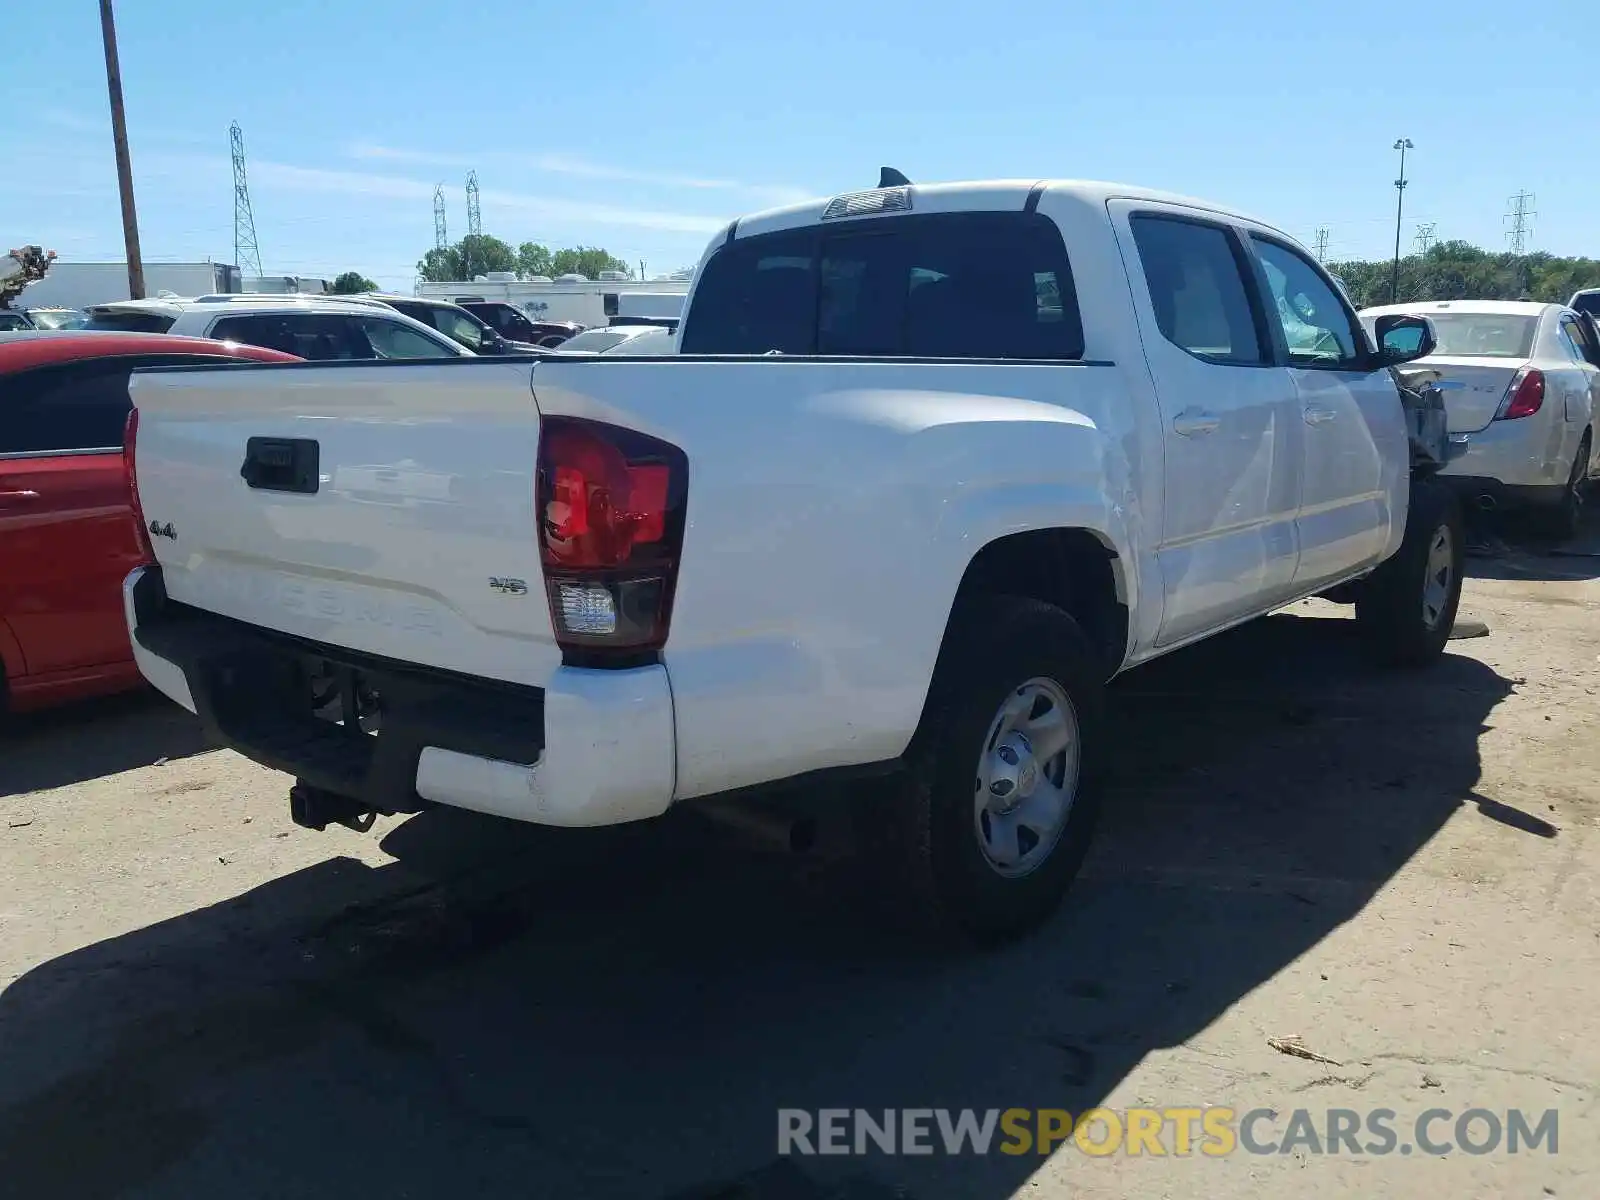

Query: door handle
[1303,404,1338,426]
[1172,409,1220,437]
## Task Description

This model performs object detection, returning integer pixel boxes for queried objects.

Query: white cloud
[154,153,730,235]
[350,142,811,205]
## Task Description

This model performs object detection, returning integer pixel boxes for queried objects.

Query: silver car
[1362,300,1599,536]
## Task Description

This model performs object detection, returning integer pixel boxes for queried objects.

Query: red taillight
[1500,368,1544,420]
[124,406,156,564]
[536,416,687,658]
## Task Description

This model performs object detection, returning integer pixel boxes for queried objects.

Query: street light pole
[98,0,145,299]
[1390,137,1412,305]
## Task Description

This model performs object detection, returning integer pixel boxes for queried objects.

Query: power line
[465,171,482,238]
[1313,226,1330,262]
[1505,190,1536,255]
[229,121,263,278]
[1414,222,1436,254]
[432,184,447,250]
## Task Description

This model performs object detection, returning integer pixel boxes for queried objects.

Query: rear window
[1363,313,1538,359]
[1571,292,1600,319]
[83,310,176,334]
[680,211,1084,359]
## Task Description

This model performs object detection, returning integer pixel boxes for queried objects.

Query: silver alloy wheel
[972,677,1080,878]
[1421,523,1454,631]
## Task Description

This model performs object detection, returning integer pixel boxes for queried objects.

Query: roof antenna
[878,166,911,188]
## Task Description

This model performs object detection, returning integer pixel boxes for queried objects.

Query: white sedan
[1362,300,1599,537]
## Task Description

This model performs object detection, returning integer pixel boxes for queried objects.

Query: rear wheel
[1356,479,1464,666]
[1536,433,1590,542]
[882,596,1106,942]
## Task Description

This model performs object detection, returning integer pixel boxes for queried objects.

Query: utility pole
[1313,227,1330,263]
[230,122,263,279]
[1390,137,1413,304]
[98,0,144,299]
[1505,191,1536,298]
[465,172,482,238]
[1505,191,1536,255]
[1414,222,1436,255]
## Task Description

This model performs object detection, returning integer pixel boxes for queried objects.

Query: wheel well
[951,529,1128,678]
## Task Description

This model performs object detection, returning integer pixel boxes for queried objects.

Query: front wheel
[1355,479,1464,667]
[885,596,1106,942]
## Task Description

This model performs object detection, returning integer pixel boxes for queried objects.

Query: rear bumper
[1439,419,1568,490]
[123,566,675,827]
[1435,474,1568,511]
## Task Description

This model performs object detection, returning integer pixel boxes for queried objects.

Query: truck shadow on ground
[0,613,1522,1199]
[0,689,212,798]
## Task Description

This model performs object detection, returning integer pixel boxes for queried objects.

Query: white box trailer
[16,261,240,311]
[418,278,689,328]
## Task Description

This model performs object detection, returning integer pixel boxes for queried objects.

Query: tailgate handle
[242,437,319,494]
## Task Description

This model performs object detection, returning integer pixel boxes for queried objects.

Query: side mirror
[1374,313,1436,365]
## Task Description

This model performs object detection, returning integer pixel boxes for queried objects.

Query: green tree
[416,234,517,283]
[549,246,632,279]
[517,241,554,278]
[330,270,377,294]
[1328,240,1600,309]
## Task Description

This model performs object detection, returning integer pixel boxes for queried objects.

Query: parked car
[457,300,583,347]
[26,307,88,330]
[81,295,467,361]
[123,176,1457,940]
[0,331,299,713]
[553,324,676,355]
[359,294,542,355]
[1361,300,1599,536]
[0,310,33,331]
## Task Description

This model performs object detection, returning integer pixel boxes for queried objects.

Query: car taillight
[124,406,156,564]
[1499,368,1544,420]
[536,416,688,660]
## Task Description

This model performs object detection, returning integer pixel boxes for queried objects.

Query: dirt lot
[2,514,1597,1200]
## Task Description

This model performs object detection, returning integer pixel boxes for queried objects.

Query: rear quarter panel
[532,356,1147,799]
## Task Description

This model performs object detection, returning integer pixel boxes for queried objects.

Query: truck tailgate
[128,360,563,687]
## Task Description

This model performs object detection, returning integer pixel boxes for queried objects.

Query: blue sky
[2,0,1586,292]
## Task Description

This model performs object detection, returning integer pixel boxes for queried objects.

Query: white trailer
[418,277,689,328]
[16,261,240,310]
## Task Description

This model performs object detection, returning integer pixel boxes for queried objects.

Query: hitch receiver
[289,782,377,833]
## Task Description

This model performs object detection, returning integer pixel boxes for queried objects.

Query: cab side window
[0,362,133,453]
[1250,237,1363,368]
[1130,215,1264,365]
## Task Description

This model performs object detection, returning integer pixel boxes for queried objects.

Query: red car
[0,331,299,712]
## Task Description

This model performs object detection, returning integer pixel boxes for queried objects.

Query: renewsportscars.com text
[778,1107,1559,1158]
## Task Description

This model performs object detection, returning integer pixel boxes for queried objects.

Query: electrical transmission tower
[229,122,263,279]
[1414,222,1436,254]
[1313,227,1330,262]
[465,171,482,238]
[1505,191,1536,255]
[433,185,447,250]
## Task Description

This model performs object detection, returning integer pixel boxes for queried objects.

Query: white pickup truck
[123,176,1459,939]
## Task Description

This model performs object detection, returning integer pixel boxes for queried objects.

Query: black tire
[1355,479,1464,667]
[881,596,1106,943]
[1535,433,1590,542]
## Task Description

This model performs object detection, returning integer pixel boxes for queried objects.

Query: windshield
[83,310,177,334]
[28,309,87,329]
[1363,312,1537,359]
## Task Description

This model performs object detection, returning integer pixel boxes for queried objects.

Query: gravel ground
[1,512,1596,1200]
